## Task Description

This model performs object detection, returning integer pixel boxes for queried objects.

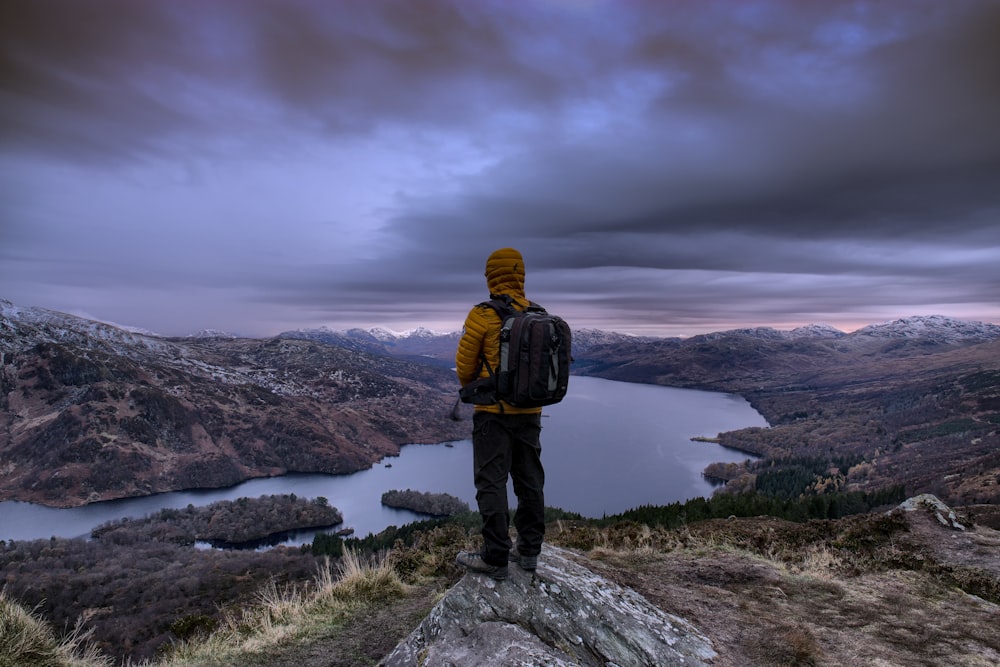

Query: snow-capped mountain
[690,327,790,342]
[0,298,171,356]
[570,328,666,353]
[685,316,998,345]
[853,315,1000,343]
[277,325,461,366]
[788,324,847,339]
[185,329,240,339]
[6,299,998,358]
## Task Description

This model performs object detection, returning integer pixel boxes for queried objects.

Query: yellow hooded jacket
[455,248,542,415]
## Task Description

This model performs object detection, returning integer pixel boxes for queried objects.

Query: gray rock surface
[895,493,966,530]
[382,545,716,666]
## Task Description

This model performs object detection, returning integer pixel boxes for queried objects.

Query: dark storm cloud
[0,0,200,161]
[242,0,568,127]
[341,0,1000,314]
[1,0,573,159]
[1,0,998,335]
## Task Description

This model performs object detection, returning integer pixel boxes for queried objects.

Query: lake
[0,376,767,543]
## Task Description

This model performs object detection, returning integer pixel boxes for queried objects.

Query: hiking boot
[508,548,538,571]
[455,551,509,580]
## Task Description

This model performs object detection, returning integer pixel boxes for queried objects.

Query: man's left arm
[455,307,487,386]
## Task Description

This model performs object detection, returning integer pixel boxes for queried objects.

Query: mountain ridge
[7,298,997,353]
[282,313,1000,345]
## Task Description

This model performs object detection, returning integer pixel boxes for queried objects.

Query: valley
[3,300,999,512]
[3,300,999,513]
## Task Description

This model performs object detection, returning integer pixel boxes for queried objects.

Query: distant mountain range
[276,326,461,367]
[2,298,999,508]
[571,314,1000,390]
[275,324,653,366]
[7,296,995,362]
[688,315,1000,344]
[282,314,1000,356]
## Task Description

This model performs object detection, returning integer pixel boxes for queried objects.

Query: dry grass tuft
[0,589,111,667]
[319,549,406,604]
[156,547,407,666]
[796,544,846,579]
[751,625,822,666]
[386,523,472,583]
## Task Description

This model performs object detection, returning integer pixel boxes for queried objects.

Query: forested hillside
[574,322,1000,506]
[1,301,467,507]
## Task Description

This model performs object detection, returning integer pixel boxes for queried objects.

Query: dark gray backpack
[460,296,571,408]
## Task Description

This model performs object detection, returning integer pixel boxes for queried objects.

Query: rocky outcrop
[894,493,967,530]
[382,545,716,666]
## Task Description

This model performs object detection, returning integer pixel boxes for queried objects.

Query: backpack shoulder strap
[470,298,510,385]
[481,294,519,318]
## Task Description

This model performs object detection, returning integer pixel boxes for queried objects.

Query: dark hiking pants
[472,411,545,568]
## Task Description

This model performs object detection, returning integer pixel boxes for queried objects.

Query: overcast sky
[2,0,998,338]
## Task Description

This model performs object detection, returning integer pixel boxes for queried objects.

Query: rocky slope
[0,300,467,507]
[379,495,999,667]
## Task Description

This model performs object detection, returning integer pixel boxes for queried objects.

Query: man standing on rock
[454,247,545,580]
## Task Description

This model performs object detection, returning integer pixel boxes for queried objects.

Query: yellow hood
[485,247,526,303]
